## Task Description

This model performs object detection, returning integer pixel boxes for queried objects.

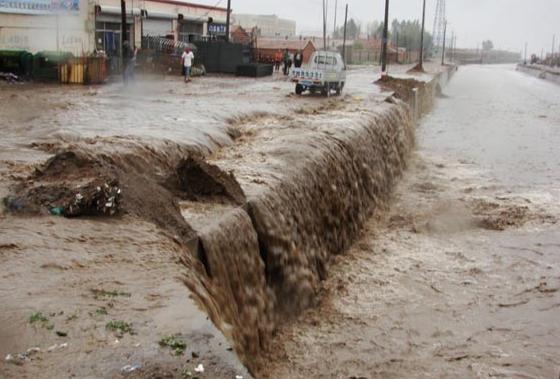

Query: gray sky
[198,0,560,54]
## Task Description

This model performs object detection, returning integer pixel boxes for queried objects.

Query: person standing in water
[181,48,195,82]
[294,51,303,68]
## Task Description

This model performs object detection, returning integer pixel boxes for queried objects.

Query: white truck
[290,51,346,96]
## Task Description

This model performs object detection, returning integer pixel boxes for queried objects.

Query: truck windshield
[314,55,337,65]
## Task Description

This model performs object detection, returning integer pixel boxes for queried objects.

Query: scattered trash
[65,182,121,217]
[121,364,141,373]
[194,363,204,373]
[50,207,65,216]
[3,196,24,211]
[0,72,19,83]
[235,375,243,379]
[5,347,42,365]
[47,343,68,352]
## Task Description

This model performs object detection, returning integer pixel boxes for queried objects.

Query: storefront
[0,0,228,53]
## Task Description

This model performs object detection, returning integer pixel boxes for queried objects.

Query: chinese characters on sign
[208,23,226,35]
[0,0,79,14]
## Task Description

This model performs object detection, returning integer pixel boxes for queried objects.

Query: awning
[143,10,176,20]
[98,5,141,16]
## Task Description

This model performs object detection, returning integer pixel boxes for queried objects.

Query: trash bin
[0,50,33,77]
[33,51,73,81]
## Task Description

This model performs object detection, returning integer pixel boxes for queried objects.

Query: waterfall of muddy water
[1,67,450,377]
[198,98,420,373]
[182,207,275,365]
[4,98,420,374]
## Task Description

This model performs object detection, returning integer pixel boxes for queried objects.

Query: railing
[141,36,197,55]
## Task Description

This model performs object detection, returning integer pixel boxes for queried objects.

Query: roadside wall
[517,64,560,85]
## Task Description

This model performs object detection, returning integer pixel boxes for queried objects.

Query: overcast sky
[198,0,559,54]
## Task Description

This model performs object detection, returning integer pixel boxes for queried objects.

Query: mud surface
[262,65,560,378]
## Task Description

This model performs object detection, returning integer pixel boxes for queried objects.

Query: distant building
[232,14,295,39]
[255,38,316,64]
[0,0,228,54]
[230,25,252,45]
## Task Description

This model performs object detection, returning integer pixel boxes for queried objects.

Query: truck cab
[290,51,346,96]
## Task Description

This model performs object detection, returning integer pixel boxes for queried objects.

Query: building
[232,14,295,39]
[255,38,316,64]
[0,0,228,55]
[230,25,252,45]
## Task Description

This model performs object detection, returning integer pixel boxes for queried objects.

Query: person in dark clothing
[294,51,303,68]
[283,49,290,75]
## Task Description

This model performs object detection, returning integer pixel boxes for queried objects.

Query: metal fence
[141,36,197,55]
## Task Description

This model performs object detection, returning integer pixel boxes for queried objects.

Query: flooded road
[0,66,409,378]
[263,65,560,378]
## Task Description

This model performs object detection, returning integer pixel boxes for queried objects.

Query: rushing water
[262,64,560,378]
[421,64,560,188]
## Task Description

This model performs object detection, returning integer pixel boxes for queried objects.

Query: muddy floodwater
[263,65,560,378]
[0,63,558,379]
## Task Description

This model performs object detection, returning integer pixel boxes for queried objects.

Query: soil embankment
[0,66,452,377]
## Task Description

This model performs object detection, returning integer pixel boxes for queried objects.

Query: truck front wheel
[295,84,304,95]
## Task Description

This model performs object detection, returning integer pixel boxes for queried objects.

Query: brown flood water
[0,66,400,378]
[262,65,560,378]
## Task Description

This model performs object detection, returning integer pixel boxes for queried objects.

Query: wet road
[264,65,560,378]
[422,64,560,187]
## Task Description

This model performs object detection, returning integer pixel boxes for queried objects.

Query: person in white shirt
[181,48,195,82]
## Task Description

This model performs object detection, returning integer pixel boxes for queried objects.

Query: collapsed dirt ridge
[3,71,450,377]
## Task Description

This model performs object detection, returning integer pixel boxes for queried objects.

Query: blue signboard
[0,0,79,14]
[208,23,226,35]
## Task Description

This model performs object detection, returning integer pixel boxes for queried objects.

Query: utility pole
[342,3,348,62]
[381,0,389,73]
[441,20,447,65]
[450,30,454,62]
[524,42,527,65]
[419,0,426,69]
[333,0,338,36]
[395,30,399,64]
[322,0,327,50]
[121,0,127,79]
[552,34,556,66]
[225,0,231,42]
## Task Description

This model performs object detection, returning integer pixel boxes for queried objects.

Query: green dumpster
[0,50,33,77]
[32,51,73,81]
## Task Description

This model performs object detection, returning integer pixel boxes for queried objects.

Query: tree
[333,18,361,40]
[482,40,494,51]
